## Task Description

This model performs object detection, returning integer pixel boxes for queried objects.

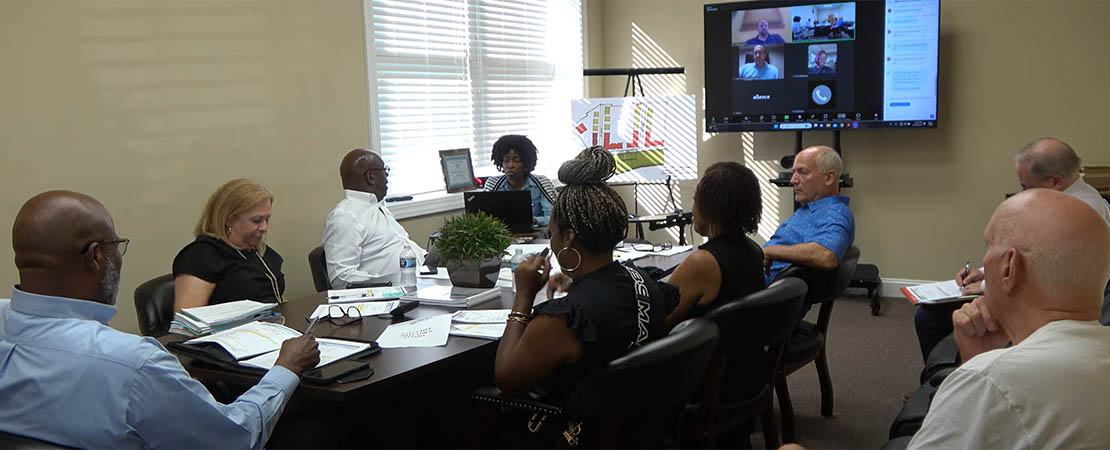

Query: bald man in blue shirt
[762,146,855,285]
[0,191,320,449]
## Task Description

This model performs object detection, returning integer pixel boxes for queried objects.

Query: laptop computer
[463,191,533,233]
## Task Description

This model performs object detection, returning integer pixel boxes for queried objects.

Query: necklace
[237,248,282,303]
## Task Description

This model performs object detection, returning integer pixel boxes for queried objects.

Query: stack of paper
[901,280,976,305]
[169,300,277,336]
[449,309,509,340]
[401,285,500,308]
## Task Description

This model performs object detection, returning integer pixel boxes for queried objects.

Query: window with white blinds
[366,0,583,197]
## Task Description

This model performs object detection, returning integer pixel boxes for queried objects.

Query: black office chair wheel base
[870,296,882,316]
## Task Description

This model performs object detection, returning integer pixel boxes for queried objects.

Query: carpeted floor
[750,292,924,450]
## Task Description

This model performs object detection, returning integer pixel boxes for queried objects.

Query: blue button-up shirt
[492,175,553,226]
[763,195,855,285]
[0,288,300,449]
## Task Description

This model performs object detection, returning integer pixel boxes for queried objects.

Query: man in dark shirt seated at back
[0,190,320,449]
[762,146,856,289]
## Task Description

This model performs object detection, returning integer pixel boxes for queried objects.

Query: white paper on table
[449,323,506,340]
[656,245,693,256]
[308,301,400,319]
[613,249,650,261]
[239,338,372,370]
[452,309,511,324]
[502,244,551,263]
[375,313,452,348]
[187,321,301,360]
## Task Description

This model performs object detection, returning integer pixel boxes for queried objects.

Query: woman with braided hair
[494,146,676,403]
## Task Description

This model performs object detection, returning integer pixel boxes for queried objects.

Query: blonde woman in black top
[173,178,285,310]
[494,146,675,400]
[665,162,764,328]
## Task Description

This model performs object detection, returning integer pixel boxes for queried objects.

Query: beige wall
[0,0,371,333]
[593,0,1110,282]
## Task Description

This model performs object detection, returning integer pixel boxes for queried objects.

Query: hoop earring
[556,246,582,272]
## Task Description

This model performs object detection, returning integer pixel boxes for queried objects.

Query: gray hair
[814,146,843,177]
[1016,138,1081,179]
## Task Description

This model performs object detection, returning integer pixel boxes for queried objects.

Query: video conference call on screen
[703,0,939,132]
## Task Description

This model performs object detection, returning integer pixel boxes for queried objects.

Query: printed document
[452,309,511,324]
[240,338,371,370]
[449,323,506,340]
[376,313,452,348]
[187,321,301,360]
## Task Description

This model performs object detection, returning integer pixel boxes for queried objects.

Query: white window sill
[388,191,466,220]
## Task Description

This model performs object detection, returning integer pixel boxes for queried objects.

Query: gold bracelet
[507,315,531,325]
[508,311,532,320]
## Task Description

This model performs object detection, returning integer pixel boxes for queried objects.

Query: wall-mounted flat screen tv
[704,0,940,131]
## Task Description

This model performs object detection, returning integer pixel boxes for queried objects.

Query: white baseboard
[873,278,936,299]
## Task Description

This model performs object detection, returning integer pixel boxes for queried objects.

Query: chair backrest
[705,277,807,396]
[772,245,861,306]
[0,430,73,449]
[705,277,807,352]
[133,274,175,337]
[565,318,719,420]
[308,246,330,292]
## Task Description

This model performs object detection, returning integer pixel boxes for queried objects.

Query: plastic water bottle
[399,244,418,291]
[509,248,525,291]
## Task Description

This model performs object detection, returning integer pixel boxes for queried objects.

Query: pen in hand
[959,260,971,287]
[304,315,322,336]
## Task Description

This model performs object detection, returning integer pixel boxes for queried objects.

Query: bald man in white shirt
[322,149,425,288]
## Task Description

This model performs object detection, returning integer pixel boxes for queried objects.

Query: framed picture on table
[439,148,477,193]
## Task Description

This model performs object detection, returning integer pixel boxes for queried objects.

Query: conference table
[161,245,693,446]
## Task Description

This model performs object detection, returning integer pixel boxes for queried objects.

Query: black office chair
[771,245,860,442]
[0,431,73,449]
[681,277,807,449]
[472,318,720,448]
[134,274,176,337]
[888,333,959,441]
[308,246,330,292]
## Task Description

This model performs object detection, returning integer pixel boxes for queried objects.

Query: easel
[583,67,693,245]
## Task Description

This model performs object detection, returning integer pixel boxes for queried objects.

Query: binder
[168,338,380,385]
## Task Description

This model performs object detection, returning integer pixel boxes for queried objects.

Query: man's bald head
[340,148,388,200]
[12,191,123,304]
[1014,138,1081,190]
[983,189,1109,320]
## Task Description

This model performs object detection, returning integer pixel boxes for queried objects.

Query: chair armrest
[472,386,565,417]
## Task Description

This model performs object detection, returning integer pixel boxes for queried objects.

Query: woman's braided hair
[551,146,628,254]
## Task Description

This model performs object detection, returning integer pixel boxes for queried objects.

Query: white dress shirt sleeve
[126,350,300,450]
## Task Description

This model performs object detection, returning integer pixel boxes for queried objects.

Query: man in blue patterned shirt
[762,146,855,285]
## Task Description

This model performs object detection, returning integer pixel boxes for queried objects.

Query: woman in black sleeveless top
[665,162,764,327]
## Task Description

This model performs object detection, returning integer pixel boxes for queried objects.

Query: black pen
[959,260,970,286]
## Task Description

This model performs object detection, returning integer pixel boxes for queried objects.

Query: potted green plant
[436,211,512,288]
